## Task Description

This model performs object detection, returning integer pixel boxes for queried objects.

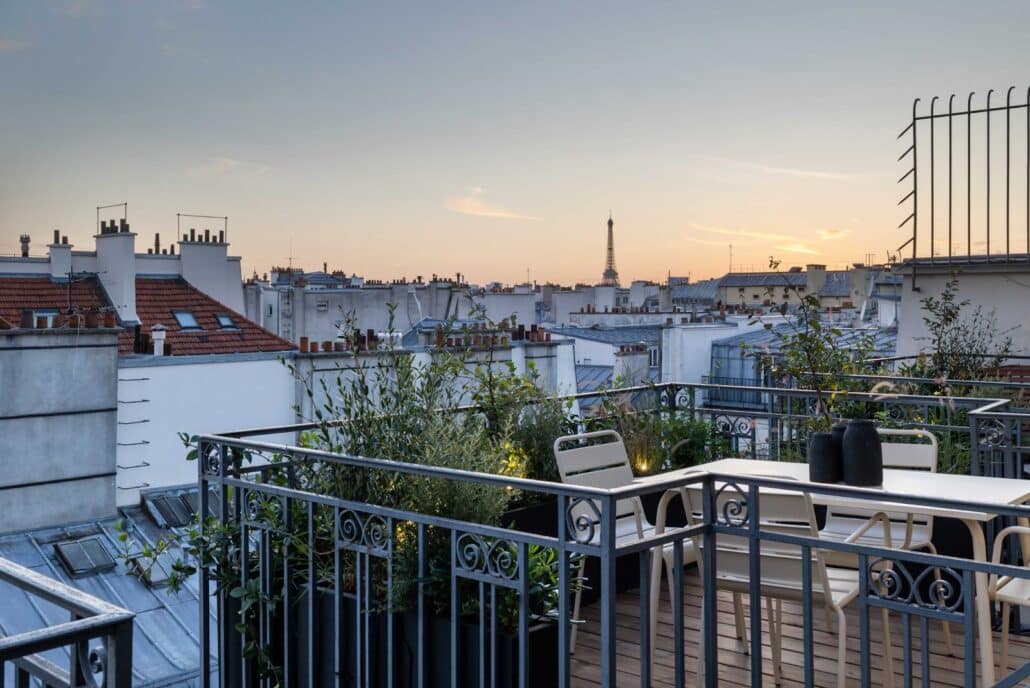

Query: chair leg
[1000,601,1011,675]
[766,597,781,686]
[649,550,674,672]
[880,607,895,688]
[733,592,748,653]
[570,557,586,654]
[926,543,956,657]
[696,594,706,688]
[835,606,848,688]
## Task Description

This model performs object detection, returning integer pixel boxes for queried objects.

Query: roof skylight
[172,310,200,329]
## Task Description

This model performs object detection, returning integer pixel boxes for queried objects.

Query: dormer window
[215,314,237,329]
[173,310,200,329]
[33,309,59,328]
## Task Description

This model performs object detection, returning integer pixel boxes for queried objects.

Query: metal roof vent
[54,537,116,578]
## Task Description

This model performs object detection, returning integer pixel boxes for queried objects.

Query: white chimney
[49,231,72,280]
[95,219,138,322]
[151,323,166,356]
[178,233,244,313]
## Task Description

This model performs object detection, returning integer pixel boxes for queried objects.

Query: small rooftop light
[54,537,116,578]
[215,313,237,329]
[172,310,200,329]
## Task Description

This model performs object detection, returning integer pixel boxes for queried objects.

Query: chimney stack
[151,324,167,356]
[19,235,30,258]
[204,229,211,243]
[189,228,196,242]
[53,229,60,245]
[154,233,160,254]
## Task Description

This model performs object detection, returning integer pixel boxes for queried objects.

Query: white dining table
[639,458,1030,686]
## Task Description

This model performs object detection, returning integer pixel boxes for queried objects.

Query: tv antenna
[97,202,127,232]
[177,213,228,242]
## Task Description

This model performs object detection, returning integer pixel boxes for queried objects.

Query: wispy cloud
[684,237,745,247]
[191,156,270,176]
[688,222,797,243]
[53,0,94,18]
[817,227,851,240]
[688,222,821,257]
[760,166,850,182]
[443,188,539,221]
[702,156,852,182]
[777,243,819,255]
[0,39,29,53]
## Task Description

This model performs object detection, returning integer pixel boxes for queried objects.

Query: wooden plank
[568,569,1030,687]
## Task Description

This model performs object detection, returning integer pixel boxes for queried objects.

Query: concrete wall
[551,291,592,326]
[473,292,537,327]
[247,282,465,345]
[660,323,740,384]
[0,329,119,532]
[116,354,296,505]
[895,263,1030,359]
[547,333,616,366]
[178,241,245,313]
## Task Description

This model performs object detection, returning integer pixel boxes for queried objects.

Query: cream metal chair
[819,428,955,654]
[988,525,1030,675]
[553,429,697,653]
[681,480,896,688]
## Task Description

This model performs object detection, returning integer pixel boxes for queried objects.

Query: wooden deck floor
[569,568,1030,687]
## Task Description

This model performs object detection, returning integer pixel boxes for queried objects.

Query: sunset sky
[3,1,1030,284]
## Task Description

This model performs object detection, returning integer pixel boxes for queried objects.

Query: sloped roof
[817,271,851,298]
[0,496,213,687]
[551,325,661,346]
[670,278,719,303]
[0,276,111,326]
[711,323,897,357]
[717,272,807,288]
[120,277,294,356]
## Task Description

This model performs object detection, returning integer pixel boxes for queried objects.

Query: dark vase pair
[808,420,883,487]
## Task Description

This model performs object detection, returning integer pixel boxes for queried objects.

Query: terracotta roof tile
[0,276,112,326]
[121,277,294,356]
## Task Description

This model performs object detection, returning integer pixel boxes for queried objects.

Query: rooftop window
[172,310,200,329]
[54,537,116,578]
[215,313,237,329]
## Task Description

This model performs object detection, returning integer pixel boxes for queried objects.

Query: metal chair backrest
[554,430,646,538]
[828,428,938,534]
[680,479,834,603]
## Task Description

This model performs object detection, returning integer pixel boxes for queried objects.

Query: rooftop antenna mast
[729,244,733,273]
[177,213,228,243]
[96,202,127,233]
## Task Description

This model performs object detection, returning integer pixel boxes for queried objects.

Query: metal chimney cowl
[151,324,167,357]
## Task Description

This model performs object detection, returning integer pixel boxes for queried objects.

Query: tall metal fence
[899,86,1030,289]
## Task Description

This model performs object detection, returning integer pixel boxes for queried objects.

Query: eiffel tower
[601,213,620,286]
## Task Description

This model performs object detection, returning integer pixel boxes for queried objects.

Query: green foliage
[594,392,727,474]
[900,275,1013,383]
[752,259,875,432]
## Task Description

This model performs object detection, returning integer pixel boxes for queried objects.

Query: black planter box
[641,491,689,528]
[396,611,558,688]
[294,587,558,688]
[502,497,558,537]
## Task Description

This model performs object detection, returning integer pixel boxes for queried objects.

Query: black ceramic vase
[831,422,847,457]
[842,419,883,487]
[807,431,842,483]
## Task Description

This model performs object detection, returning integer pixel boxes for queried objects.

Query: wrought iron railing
[195,380,1030,687]
[195,431,1030,687]
[0,556,134,687]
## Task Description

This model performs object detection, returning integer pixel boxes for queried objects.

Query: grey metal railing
[195,380,1030,687]
[0,556,134,688]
